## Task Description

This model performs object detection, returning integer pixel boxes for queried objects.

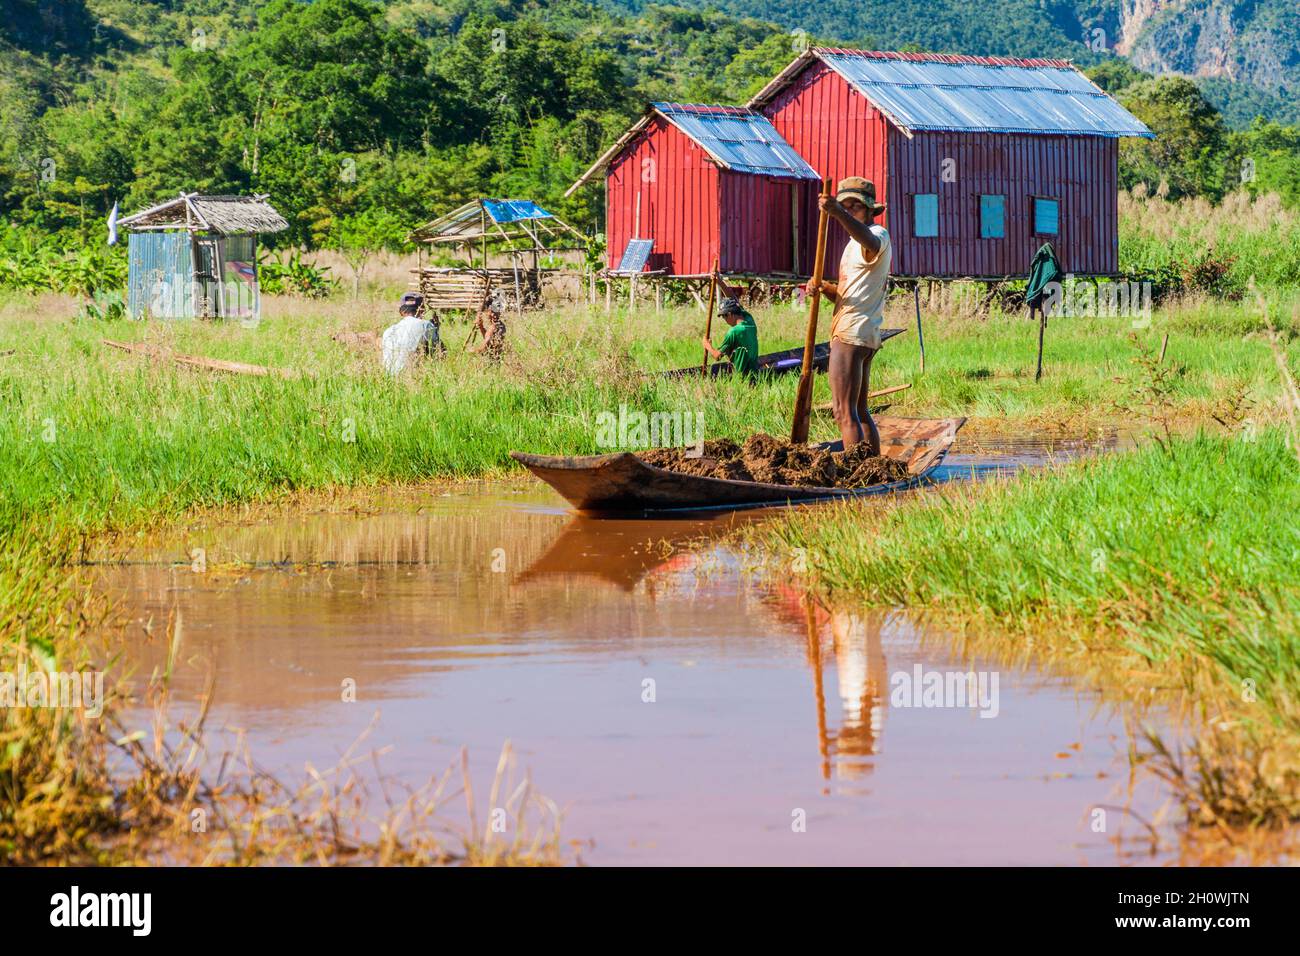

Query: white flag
[107,200,119,246]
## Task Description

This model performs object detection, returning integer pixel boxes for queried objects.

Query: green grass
[1,289,1295,537]
[1119,191,1300,290]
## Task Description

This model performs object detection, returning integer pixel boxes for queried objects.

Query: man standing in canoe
[810,177,891,453]
[701,295,759,379]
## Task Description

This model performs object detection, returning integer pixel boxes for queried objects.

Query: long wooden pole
[1034,304,1045,382]
[700,256,720,375]
[104,339,297,379]
[913,281,926,375]
[791,179,833,444]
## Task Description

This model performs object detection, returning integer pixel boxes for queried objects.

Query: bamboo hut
[119,193,289,321]
[409,199,586,312]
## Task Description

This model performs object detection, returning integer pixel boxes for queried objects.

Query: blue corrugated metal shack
[119,193,289,320]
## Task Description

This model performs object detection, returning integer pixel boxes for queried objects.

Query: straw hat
[836,177,886,214]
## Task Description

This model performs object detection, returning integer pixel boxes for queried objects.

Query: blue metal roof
[653,103,821,178]
[819,52,1154,138]
[482,199,553,224]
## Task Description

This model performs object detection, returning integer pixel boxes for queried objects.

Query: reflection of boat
[661,329,904,379]
[512,514,758,591]
[510,417,966,515]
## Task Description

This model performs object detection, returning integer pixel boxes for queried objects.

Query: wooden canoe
[661,328,904,380]
[510,416,966,515]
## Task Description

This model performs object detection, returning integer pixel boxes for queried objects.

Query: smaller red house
[566,103,821,278]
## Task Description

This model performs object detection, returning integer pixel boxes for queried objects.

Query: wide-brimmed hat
[719,297,744,316]
[836,177,886,214]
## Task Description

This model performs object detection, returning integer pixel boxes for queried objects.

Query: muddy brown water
[90,432,1193,865]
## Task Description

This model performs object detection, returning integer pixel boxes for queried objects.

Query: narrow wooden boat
[510,416,966,515]
[661,328,904,379]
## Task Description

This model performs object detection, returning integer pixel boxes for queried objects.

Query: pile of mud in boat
[638,434,909,488]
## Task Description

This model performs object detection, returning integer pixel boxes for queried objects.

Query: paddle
[700,256,720,374]
[790,179,833,444]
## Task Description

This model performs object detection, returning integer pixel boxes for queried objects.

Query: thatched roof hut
[120,192,289,321]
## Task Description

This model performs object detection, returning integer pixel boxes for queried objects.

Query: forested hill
[601,0,1300,128]
[4,0,1297,125]
[2,0,1298,246]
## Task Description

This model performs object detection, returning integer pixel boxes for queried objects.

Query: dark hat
[719,297,744,316]
[398,292,424,313]
[836,177,886,214]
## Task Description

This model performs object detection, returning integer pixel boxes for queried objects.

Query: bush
[257,249,339,299]
[0,225,127,297]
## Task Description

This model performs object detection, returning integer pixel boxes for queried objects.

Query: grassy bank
[749,429,1300,827]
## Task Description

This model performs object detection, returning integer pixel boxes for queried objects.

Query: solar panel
[613,238,654,275]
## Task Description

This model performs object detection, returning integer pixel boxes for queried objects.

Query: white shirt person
[381,293,440,375]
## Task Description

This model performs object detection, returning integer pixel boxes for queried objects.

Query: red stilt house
[747,49,1153,279]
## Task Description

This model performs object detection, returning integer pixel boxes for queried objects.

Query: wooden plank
[816,382,911,410]
[103,339,299,379]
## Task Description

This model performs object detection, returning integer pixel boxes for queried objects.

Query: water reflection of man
[829,610,886,778]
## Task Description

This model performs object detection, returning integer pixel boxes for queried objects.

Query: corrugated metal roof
[409,198,584,246]
[815,50,1153,138]
[652,103,821,178]
[481,199,553,224]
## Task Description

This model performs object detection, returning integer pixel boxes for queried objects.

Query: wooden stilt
[701,258,720,374]
[1034,305,1046,382]
[913,281,926,375]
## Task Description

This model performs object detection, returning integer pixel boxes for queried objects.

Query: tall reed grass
[1119,190,1300,291]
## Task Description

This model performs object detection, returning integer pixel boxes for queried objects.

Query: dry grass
[1119,189,1300,244]
[110,696,568,866]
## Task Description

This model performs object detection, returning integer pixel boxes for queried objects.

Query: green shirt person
[702,297,759,378]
